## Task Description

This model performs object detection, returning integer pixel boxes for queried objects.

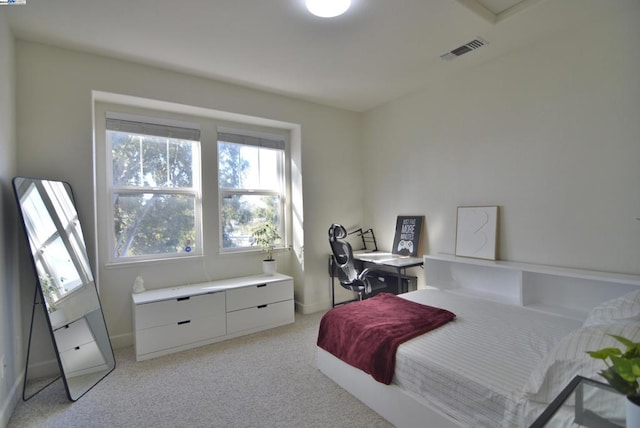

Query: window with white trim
[106,116,202,262]
[218,130,286,252]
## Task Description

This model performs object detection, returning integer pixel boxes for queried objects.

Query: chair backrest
[328,224,359,285]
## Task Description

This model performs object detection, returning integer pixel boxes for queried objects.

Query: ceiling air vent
[440,37,488,61]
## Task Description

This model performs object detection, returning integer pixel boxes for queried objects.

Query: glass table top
[531,376,626,428]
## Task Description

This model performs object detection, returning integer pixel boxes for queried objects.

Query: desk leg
[574,382,584,425]
[329,256,336,307]
[395,267,410,294]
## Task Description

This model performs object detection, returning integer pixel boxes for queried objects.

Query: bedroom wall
[15,41,362,348]
[0,9,21,427]
[361,3,640,276]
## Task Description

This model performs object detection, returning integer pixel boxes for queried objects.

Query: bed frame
[317,255,640,427]
[317,347,462,428]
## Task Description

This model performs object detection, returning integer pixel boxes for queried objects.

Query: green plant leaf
[251,222,281,260]
[611,334,638,349]
[600,367,638,396]
[624,344,640,359]
[610,355,640,383]
[586,348,622,360]
[588,334,640,397]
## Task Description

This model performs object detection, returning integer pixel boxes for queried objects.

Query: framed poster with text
[392,216,424,257]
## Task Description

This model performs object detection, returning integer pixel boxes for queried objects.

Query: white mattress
[393,289,582,427]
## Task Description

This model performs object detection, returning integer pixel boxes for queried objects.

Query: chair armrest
[357,268,374,294]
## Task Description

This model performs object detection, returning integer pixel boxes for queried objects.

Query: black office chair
[328,224,381,301]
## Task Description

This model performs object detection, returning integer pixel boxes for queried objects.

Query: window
[106,117,202,262]
[218,130,286,252]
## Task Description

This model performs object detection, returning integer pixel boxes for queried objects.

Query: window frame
[217,128,289,254]
[94,100,294,269]
[105,113,203,264]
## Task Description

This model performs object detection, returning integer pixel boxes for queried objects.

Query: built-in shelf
[424,254,640,320]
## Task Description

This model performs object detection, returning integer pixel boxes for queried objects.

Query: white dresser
[132,273,294,361]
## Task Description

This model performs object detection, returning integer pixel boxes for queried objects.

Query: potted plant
[251,222,281,275]
[39,273,61,311]
[587,334,640,424]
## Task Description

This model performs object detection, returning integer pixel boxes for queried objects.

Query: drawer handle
[256,284,267,288]
[177,296,190,301]
[257,304,268,309]
[177,320,191,325]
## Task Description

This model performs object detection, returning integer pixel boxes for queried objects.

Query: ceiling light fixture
[306,0,351,18]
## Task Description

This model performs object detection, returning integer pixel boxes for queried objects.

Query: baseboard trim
[1,372,24,427]
[295,299,331,314]
[109,332,133,350]
[25,358,58,379]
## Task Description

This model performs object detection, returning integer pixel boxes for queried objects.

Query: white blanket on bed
[394,289,582,427]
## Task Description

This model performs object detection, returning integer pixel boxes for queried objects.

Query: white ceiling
[3,0,617,112]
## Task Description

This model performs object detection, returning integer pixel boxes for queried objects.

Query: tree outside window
[107,119,201,261]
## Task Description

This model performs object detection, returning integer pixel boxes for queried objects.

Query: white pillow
[583,289,640,327]
[516,323,640,426]
[523,322,640,403]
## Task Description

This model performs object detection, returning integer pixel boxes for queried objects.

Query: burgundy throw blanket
[317,293,456,385]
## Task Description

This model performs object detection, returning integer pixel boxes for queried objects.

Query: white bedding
[393,289,583,427]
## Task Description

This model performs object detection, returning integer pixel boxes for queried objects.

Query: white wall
[15,41,362,349]
[0,8,21,427]
[362,3,640,276]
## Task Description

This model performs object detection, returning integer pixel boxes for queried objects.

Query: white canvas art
[455,206,498,260]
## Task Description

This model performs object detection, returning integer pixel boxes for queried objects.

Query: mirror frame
[13,176,115,401]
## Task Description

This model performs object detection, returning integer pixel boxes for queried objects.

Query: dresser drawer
[226,279,293,312]
[135,291,225,330]
[59,341,106,377]
[135,313,226,357]
[132,274,294,361]
[227,299,294,335]
[54,317,95,352]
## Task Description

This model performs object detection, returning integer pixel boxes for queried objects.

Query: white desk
[354,251,423,269]
[329,252,423,306]
[355,252,423,293]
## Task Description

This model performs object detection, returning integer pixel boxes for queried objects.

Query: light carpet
[8,311,392,428]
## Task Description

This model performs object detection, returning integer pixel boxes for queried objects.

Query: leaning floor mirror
[13,177,115,401]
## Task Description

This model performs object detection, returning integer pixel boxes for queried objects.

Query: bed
[317,288,640,427]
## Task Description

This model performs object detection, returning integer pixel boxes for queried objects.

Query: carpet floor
[7,311,392,428]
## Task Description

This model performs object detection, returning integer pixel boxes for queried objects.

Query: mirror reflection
[13,177,115,401]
